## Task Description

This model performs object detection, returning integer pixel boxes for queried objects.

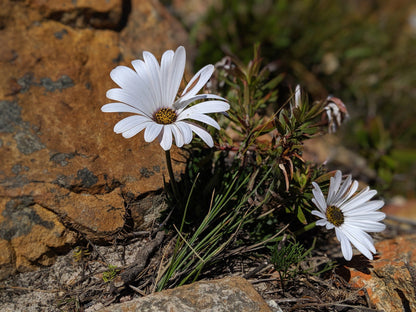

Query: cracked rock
[0,0,188,278]
[340,234,416,312]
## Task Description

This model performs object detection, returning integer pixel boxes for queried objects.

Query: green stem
[158,151,193,290]
[294,221,316,236]
[165,148,188,255]
[165,150,180,202]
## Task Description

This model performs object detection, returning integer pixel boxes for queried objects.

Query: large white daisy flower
[311,170,386,261]
[102,46,230,151]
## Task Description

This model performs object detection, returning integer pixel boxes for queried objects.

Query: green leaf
[296,206,307,224]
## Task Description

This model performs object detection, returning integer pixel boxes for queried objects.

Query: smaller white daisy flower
[102,46,230,151]
[311,170,386,261]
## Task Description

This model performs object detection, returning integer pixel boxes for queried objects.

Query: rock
[0,196,77,278]
[340,235,416,311]
[169,0,220,29]
[0,0,188,278]
[384,197,416,223]
[94,276,273,312]
[27,0,124,30]
[0,237,153,312]
[120,0,190,62]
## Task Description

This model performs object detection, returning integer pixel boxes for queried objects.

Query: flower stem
[165,150,189,233]
[294,221,316,236]
[165,150,180,203]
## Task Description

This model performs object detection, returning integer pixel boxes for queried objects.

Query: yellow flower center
[326,205,344,226]
[154,108,177,125]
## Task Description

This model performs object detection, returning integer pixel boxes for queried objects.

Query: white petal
[341,226,374,258]
[170,124,184,148]
[178,113,220,129]
[294,85,301,108]
[356,230,376,253]
[345,200,384,213]
[325,223,335,230]
[165,46,186,106]
[341,188,377,212]
[161,50,174,69]
[174,94,226,111]
[131,59,147,75]
[181,100,230,115]
[132,59,160,112]
[335,228,353,261]
[312,186,327,213]
[175,121,193,144]
[114,115,150,133]
[311,210,325,219]
[344,209,385,220]
[187,122,214,147]
[143,51,162,107]
[160,50,174,107]
[101,103,143,114]
[316,219,328,227]
[311,181,319,189]
[181,64,214,101]
[144,122,163,142]
[332,175,352,204]
[122,121,151,138]
[326,110,333,131]
[106,88,152,117]
[366,223,386,232]
[345,218,386,232]
[110,66,156,112]
[327,171,342,205]
[335,180,359,207]
[340,226,374,260]
[159,126,173,150]
[110,66,142,90]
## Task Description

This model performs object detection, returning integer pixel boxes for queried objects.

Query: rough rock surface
[0,0,189,278]
[384,198,416,223]
[341,234,416,311]
[94,276,273,312]
[0,235,157,312]
[0,232,280,312]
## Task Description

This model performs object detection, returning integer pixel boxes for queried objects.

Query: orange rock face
[343,235,416,311]
[0,0,188,278]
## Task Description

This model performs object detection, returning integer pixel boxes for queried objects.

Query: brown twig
[289,301,383,312]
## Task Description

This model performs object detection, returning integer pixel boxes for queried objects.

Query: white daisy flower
[102,46,230,151]
[311,170,386,261]
[290,84,301,116]
[294,84,301,108]
[322,96,349,133]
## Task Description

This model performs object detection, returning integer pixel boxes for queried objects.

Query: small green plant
[100,38,387,298]
[73,246,90,262]
[271,239,309,291]
[102,265,120,283]
[156,45,333,290]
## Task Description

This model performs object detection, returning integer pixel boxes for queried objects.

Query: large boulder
[0,0,189,279]
[95,276,273,312]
